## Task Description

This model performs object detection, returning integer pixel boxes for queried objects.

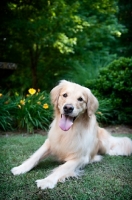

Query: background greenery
[0,0,132,129]
[1,0,131,91]
[0,89,52,132]
[0,134,132,200]
[87,57,132,125]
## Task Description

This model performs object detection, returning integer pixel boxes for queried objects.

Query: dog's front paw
[11,165,26,175]
[36,178,56,189]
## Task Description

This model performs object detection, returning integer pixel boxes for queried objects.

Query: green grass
[0,134,132,200]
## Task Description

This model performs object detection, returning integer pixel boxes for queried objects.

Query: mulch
[0,125,132,137]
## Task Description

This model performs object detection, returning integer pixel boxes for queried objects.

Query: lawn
[0,133,132,200]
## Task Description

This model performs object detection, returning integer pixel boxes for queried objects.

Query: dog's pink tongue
[59,115,73,131]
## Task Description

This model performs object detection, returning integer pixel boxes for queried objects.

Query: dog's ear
[86,89,99,117]
[50,80,68,107]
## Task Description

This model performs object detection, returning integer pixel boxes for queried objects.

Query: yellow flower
[43,103,49,109]
[37,101,41,105]
[26,94,29,97]
[18,105,21,109]
[28,88,36,95]
[0,93,2,97]
[20,99,25,105]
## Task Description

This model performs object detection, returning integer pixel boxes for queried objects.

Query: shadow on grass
[33,158,60,171]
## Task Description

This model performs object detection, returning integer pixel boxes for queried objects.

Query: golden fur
[11,80,132,189]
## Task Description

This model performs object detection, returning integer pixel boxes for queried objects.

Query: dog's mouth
[59,114,76,131]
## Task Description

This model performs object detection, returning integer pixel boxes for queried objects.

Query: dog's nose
[63,104,74,114]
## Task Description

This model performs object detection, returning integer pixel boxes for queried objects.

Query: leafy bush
[0,93,15,131]
[14,89,53,133]
[96,98,113,124]
[87,57,132,124]
[0,89,53,133]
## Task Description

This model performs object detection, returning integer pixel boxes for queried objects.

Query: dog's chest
[48,128,94,161]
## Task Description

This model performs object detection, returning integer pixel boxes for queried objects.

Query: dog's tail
[98,127,132,156]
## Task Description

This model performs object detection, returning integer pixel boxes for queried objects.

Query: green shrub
[0,93,15,131]
[96,98,113,124]
[87,57,132,124]
[0,89,53,133]
[13,89,53,133]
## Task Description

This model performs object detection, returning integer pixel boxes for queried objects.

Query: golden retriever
[11,80,132,189]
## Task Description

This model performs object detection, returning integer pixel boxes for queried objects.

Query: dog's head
[50,80,98,131]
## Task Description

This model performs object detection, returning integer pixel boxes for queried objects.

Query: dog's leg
[36,159,81,189]
[11,139,50,175]
[91,155,103,163]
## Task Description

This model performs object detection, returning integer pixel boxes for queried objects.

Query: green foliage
[96,98,113,124]
[0,0,125,91]
[67,51,117,86]
[87,57,132,124]
[0,93,15,131]
[0,89,53,132]
[118,0,132,57]
[14,89,53,133]
[0,0,130,126]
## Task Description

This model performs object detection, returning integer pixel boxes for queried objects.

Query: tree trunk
[31,63,38,89]
[29,45,40,88]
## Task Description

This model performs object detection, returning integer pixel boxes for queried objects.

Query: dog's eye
[63,93,68,98]
[78,97,83,101]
